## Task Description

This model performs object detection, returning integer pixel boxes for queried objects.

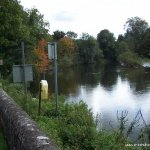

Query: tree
[97,29,116,61]
[124,17,149,36]
[25,8,50,64]
[52,30,65,41]
[118,50,141,67]
[66,31,78,39]
[117,34,124,42]
[27,8,49,41]
[77,33,102,64]
[124,17,149,56]
[80,33,90,40]
[57,37,76,65]
[34,39,49,73]
[0,0,29,76]
[139,28,150,58]
[116,41,129,56]
[0,0,50,76]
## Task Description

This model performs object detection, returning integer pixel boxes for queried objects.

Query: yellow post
[40,80,48,100]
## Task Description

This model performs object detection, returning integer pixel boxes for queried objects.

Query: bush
[0,128,8,150]
[118,50,142,67]
[36,100,97,149]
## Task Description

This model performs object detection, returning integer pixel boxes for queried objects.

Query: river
[48,63,150,131]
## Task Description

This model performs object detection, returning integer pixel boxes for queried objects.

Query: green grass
[0,128,8,150]
[1,79,148,150]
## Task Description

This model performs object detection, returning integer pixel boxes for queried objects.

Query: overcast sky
[20,0,150,38]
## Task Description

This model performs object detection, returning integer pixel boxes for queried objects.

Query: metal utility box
[13,65,33,83]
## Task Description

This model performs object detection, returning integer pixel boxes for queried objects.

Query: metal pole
[38,82,42,115]
[21,42,28,110]
[54,43,58,113]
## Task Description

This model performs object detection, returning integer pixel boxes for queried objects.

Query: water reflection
[32,63,150,131]
[56,64,150,130]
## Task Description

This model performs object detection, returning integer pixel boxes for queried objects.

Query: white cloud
[53,11,76,22]
[20,0,150,38]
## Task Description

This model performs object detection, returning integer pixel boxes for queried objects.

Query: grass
[0,127,8,150]
[1,79,149,150]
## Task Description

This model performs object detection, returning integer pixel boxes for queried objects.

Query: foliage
[0,0,50,76]
[139,28,150,58]
[0,128,8,150]
[57,37,76,66]
[0,0,27,76]
[66,31,78,39]
[116,41,129,56]
[97,29,116,61]
[124,17,149,37]
[124,17,150,58]
[34,39,49,73]
[118,50,142,67]
[77,33,103,64]
[40,100,97,150]
[52,30,66,41]
[27,8,49,41]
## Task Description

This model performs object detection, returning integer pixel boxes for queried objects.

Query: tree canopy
[52,30,66,41]
[0,0,50,76]
[124,17,150,57]
[97,29,116,61]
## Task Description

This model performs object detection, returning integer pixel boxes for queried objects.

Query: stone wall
[0,90,58,150]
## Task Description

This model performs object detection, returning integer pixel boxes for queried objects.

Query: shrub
[118,50,142,67]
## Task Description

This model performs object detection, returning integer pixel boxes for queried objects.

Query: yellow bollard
[40,80,48,100]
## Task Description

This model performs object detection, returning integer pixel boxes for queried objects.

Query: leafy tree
[0,0,29,76]
[57,37,76,65]
[77,33,102,64]
[0,0,50,76]
[116,41,129,56]
[66,31,78,39]
[139,28,150,58]
[80,32,90,40]
[34,39,49,73]
[27,8,49,42]
[52,30,65,41]
[117,34,124,42]
[118,50,141,67]
[124,17,148,36]
[25,8,50,64]
[124,17,149,56]
[97,29,116,61]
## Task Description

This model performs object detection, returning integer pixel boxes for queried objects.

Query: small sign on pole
[48,42,59,113]
[13,65,33,83]
[48,42,57,60]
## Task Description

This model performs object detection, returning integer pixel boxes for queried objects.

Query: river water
[46,63,150,136]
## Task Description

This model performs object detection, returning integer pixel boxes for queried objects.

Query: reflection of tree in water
[57,67,78,95]
[29,64,150,97]
[78,64,102,88]
[57,65,102,95]
[99,63,118,90]
[119,68,150,94]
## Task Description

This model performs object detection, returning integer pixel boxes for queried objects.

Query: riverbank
[1,79,149,150]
